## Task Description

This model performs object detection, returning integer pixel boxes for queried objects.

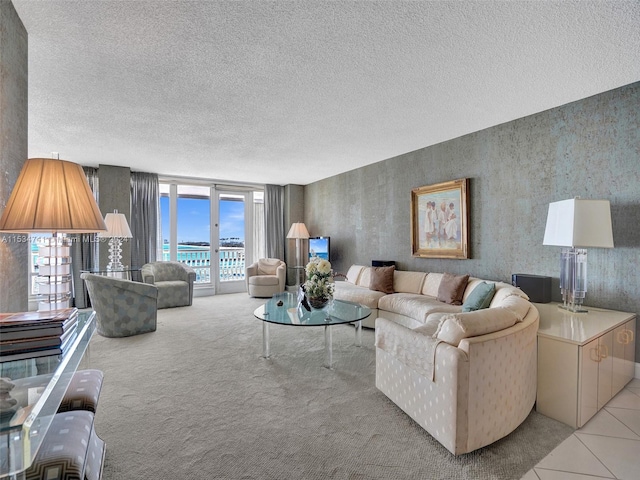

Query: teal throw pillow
[462,282,496,312]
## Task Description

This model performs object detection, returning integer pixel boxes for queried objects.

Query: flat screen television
[308,236,330,262]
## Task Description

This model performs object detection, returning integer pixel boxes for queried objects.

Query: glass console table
[81,267,140,280]
[0,310,96,479]
[253,292,371,369]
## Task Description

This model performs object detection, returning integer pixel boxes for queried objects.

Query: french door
[214,189,252,294]
[160,182,263,296]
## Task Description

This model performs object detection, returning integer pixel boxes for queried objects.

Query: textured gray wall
[0,0,28,312]
[98,164,132,268]
[305,82,640,360]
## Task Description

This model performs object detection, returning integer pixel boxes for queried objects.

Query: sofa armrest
[81,273,158,300]
[180,264,196,283]
[276,263,286,290]
[115,279,159,300]
[141,264,155,285]
[456,310,538,453]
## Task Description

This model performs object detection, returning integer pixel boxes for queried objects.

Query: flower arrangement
[304,256,334,303]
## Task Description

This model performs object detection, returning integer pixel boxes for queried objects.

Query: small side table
[81,267,140,281]
[535,303,636,428]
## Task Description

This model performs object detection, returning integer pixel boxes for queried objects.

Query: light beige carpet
[89,293,572,480]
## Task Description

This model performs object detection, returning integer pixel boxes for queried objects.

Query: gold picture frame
[411,178,469,259]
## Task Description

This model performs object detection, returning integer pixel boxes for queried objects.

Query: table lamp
[543,198,614,312]
[0,158,107,310]
[98,210,133,271]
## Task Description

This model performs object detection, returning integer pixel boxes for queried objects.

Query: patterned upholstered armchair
[141,261,196,309]
[81,273,158,338]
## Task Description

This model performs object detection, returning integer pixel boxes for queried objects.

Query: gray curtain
[130,172,159,281]
[71,167,99,308]
[264,184,284,261]
[253,200,265,262]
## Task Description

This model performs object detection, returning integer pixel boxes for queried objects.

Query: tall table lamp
[286,222,310,287]
[0,158,107,311]
[98,210,133,271]
[543,198,614,313]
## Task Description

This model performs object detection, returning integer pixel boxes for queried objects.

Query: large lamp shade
[286,222,310,239]
[99,211,133,238]
[543,198,613,248]
[0,158,106,311]
[0,158,106,233]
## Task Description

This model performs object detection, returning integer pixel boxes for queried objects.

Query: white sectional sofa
[334,265,539,455]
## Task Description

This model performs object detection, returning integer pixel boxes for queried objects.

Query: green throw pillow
[462,282,496,312]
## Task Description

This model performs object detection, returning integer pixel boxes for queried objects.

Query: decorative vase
[307,295,330,309]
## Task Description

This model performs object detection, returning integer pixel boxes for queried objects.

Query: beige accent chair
[246,258,286,297]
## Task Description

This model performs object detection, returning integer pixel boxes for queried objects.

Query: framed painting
[411,178,469,259]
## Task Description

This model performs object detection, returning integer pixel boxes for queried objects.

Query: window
[160,184,211,284]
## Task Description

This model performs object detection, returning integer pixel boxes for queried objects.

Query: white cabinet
[536,303,636,428]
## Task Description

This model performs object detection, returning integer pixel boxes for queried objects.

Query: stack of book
[0,308,79,363]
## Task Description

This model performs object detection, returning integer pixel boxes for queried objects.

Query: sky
[160,197,244,244]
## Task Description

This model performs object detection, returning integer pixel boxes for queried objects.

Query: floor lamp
[286,222,310,288]
[543,198,614,313]
[0,158,107,311]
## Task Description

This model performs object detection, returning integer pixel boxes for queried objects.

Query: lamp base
[558,304,588,314]
[558,247,589,315]
[36,235,72,311]
[106,237,126,271]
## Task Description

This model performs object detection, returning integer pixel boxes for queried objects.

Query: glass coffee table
[253,292,371,369]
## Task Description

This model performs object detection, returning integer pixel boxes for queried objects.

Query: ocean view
[31,243,245,284]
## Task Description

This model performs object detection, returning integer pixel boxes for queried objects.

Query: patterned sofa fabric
[141,261,196,308]
[81,273,158,338]
[375,306,539,455]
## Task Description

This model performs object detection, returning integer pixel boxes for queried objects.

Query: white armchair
[246,258,286,297]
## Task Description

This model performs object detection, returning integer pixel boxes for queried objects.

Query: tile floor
[521,378,640,480]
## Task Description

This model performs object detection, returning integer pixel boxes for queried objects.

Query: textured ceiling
[11,0,640,186]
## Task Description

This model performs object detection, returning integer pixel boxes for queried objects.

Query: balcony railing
[163,246,245,283]
[29,245,246,299]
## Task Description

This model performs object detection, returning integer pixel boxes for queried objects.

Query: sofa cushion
[370,266,395,293]
[248,275,280,286]
[437,273,470,305]
[333,281,386,309]
[345,265,365,284]
[379,293,462,323]
[257,258,282,275]
[421,272,443,297]
[393,270,427,294]
[462,281,496,312]
[356,267,372,287]
[434,307,519,347]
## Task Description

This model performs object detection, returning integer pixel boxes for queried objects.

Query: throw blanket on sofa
[375,319,443,381]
